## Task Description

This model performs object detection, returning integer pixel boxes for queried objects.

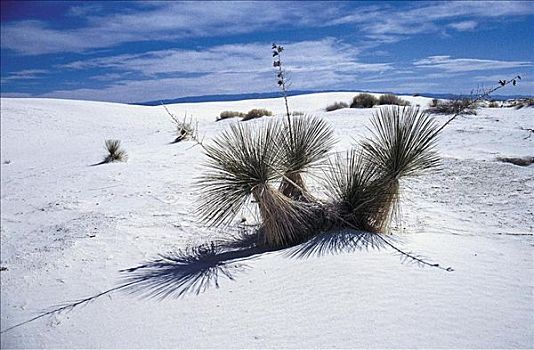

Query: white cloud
[60,39,391,79]
[43,39,392,102]
[3,1,533,55]
[340,1,534,41]
[1,69,49,83]
[1,2,335,55]
[413,55,533,72]
[448,20,478,31]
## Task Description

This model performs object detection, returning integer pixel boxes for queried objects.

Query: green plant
[241,108,273,121]
[217,111,245,121]
[103,139,128,163]
[326,101,349,112]
[378,94,410,106]
[361,107,440,230]
[277,116,335,200]
[196,120,314,246]
[350,93,378,108]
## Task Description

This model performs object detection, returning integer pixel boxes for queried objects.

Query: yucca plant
[103,139,128,163]
[277,116,336,200]
[323,149,389,232]
[196,120,315,246]
[359,106,440,231]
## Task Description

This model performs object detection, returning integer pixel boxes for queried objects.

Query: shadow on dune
[119,228,385,300]
[1,228,448,334]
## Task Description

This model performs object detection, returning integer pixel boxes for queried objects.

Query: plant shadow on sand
[119,227,397,301]
[0,227,446,334]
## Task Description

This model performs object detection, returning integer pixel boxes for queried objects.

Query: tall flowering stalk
[272,43,291,126]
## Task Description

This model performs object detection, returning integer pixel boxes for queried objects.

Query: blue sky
[1,1,533,103]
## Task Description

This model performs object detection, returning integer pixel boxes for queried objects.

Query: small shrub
[217,111,245,121]
[428,98,477,115]
[103,139,127,163]
[241,108,273,121]
[350,93,378,108]
[488,101,499,108]
[325,101,349,112]
[378,94,410,106]
[430,98,439,108]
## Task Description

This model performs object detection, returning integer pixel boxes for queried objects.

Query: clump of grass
[350,93,378,108]
[430,98,439,108]
[326,101,349,112]
[378,94,410,106]
[217,111,245,121]
[103,139,128,163]
[241,108,273,121]
[488,101,500,108]
[428,98,477,115]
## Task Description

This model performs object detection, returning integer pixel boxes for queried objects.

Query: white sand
[1,93,533,348]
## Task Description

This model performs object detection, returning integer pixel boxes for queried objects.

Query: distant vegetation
[218,109,276,121]
[325,101,349,112]
[217,111,245,121]
[378,94,410,106]
[427,98,477,115]
[509,98,534,109]
[241,108,273,121]
[350,93,378,108]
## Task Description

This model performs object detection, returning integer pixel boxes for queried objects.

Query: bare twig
[434,75,521,135]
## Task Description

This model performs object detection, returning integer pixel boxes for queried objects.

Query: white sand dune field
[1,93,533,348]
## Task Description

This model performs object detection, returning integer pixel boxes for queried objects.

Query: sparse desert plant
[174,116,197,143]
[241,108,273,121]
[326,101,349,112]
[350,93,378,108]
[217,111,245,121]
[378,94,410,106]
[103,139,128,163]
[428,98,478,115]
[162,105,198,143]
